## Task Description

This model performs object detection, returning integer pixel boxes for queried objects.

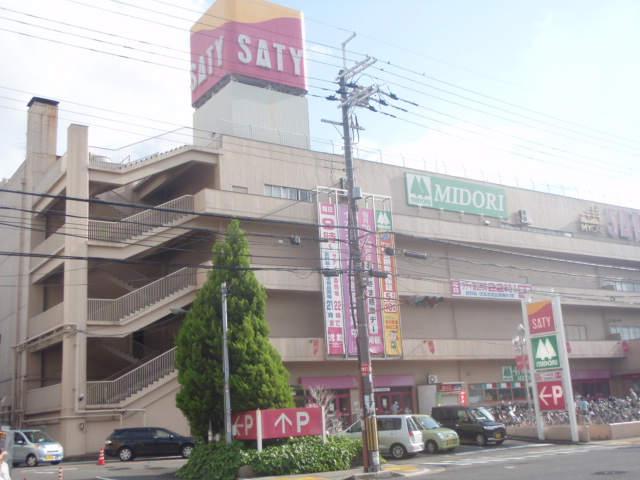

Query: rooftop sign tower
[191,0,310,148]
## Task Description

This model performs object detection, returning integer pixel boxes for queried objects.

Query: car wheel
[390,443,407,459]
[26,454,38,467]
[118,447,134,461]
[425,440,438,454]
[475,434,487,446]
[181,444,194,459]
[51,461,60,465]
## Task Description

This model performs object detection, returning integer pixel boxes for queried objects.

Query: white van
[338,414,425,459]
[11,429,64,467]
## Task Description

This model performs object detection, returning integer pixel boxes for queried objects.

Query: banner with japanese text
[318,202,345,354]
[376,210,402,356]
[358,207,385,354]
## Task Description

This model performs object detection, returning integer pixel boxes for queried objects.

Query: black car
[104,427,195,461]
[430,406,507,446]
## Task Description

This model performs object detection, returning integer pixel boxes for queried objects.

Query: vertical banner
[376,210,403,356]
[358,207,385,354]
[337,205,358,354]
[318,203,345,355]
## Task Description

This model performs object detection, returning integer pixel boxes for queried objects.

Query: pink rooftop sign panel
[190,0,307,106]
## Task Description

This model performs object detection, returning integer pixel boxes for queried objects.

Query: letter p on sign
[552,385,562,402]
[244,413,254,435]
[297,411,310,432]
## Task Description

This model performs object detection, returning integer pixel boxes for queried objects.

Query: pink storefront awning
[300,375,415,390]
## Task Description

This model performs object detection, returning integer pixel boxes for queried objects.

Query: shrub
[176,441,246,480]
[176,436,363,480]
[251,436,362,476]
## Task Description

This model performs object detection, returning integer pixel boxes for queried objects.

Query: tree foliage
[175,219,294,441]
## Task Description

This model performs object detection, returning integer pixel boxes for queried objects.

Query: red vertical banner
[318,202,345,355]
[376,210,402,356]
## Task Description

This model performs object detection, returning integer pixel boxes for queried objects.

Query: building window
[469,383,531,404]
[565,325,587,341]
[610,326,640,341]
[602,281,640,292]
[265,184,316,203]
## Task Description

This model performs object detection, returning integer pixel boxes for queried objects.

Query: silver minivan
[12,429,64,467]
[339,414,425,459]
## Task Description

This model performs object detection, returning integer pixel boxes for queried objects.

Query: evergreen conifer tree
[175,219,294,441]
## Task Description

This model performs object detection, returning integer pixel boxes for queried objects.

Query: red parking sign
[537,379,566,411]
[232,407,324,440]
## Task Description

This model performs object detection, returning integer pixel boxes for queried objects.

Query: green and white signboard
[531,335,561,370]
[502,365,530,382]
[405,173,508,218]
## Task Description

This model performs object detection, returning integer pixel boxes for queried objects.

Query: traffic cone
[97,447,106,465]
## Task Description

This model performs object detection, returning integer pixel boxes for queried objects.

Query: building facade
[1,96,639,456]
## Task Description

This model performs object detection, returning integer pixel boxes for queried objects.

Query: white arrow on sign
[539,384,563,406]
[275,413,293,433]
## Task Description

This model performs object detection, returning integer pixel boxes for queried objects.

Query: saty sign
[527,300,556,335]
[232,407,324,440]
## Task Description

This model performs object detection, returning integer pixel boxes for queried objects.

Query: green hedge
[177,436,362,480]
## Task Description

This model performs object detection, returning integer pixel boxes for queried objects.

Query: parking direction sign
[531,335,560,370]
[261,407,324,439]
[232,407,324,441]
[232,411,258,440]
[537,379,566,411]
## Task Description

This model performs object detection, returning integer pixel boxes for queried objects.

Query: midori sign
[405,173,508,218]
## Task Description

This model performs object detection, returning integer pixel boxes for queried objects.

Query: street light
[170,283,231,445]
[512,324,533,423]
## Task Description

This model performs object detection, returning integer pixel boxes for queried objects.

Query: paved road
[12,438,640,480]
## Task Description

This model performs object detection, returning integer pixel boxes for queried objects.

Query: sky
[1,0,640,209]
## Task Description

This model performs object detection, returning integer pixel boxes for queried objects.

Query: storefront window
[483,388,498,402]
[469,383,531,404]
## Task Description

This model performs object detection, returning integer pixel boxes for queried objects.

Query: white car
[338,414,425,459]
[12,429,64,467]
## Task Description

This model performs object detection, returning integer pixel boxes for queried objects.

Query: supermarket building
[0,0,639,457]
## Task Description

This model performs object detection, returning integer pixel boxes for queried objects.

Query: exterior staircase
[88,195,195,243]
[87,266,198,324]
[86,347,177,405]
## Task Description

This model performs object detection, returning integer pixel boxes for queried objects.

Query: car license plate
[495,433,502,439]
[446,439,456,446]
[46,456,53,460]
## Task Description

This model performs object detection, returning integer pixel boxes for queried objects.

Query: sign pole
[552,295,579,442]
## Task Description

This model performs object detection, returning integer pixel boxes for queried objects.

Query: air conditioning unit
[519,209,533,225]
[427,374,438,384]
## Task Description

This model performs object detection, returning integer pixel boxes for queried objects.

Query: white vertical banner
[318,202,345,355]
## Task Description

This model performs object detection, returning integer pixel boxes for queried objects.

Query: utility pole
[337,35,381,473]
[222,282,232,445]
